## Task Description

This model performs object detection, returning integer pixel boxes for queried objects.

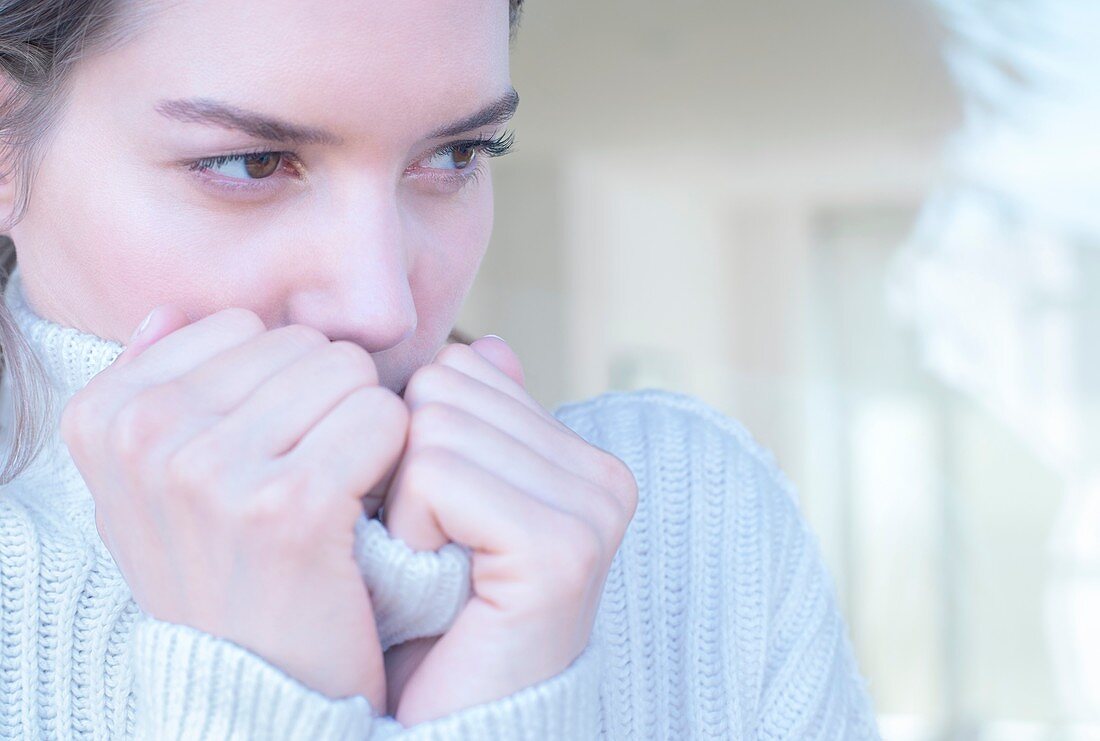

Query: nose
[290,190,418,353]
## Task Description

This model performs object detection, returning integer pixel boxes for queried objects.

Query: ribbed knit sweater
[0,264,881,739]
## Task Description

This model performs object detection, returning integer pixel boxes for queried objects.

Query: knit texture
[0,264,881,738]
[352,516,471,652]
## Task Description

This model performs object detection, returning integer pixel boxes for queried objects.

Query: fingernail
[130,308,156,343]
[483,333,505,342]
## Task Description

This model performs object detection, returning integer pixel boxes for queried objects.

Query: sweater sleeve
[130,521,598,741]
[352,513,471,652]
[367,640,604,740]
[130,613,379,740]
[353,513,603,739]
[754,463,882,739]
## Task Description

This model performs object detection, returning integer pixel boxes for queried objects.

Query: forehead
[78,0,511,145]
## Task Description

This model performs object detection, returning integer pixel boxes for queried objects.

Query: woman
[0,0,881,737]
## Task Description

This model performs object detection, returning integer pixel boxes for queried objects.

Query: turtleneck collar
[0,264,127,494]
[4,264,126,400]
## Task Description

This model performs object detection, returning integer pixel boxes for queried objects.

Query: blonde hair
[0,0,525,484]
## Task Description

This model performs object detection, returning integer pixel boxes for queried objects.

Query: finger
[384,636,438,716]
[208,340,384,459]
[402,363,604,482]
[173,327,376,417]
[279,385,409,507]
[406,402,606,523]
[465,335,525,388]
[65,307,252,467]
[363,453,403,519]
[429,341,564,430]
[382,446,553,554]
[107,307,269,385]
[109,305,194,370]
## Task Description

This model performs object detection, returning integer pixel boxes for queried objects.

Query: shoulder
[551,386,815,614]
[551,386,804,527]
[552,387,834,634]
[554,389,881,738]
[553,386,788,470]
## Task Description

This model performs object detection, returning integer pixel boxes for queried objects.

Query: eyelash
[186,128,517,194]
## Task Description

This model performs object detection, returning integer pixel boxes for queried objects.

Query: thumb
[468,334,526,389]
[110,304,194,369]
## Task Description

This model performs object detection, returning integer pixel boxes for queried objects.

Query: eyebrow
[426,87,519,139]
[154,87,520,146]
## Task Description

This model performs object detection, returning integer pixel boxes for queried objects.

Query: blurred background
[456,0,1100,738]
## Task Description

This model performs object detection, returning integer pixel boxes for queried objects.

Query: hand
[378,335,639,724]
[60,306,405,710]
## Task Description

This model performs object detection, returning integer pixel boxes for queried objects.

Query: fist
[378,334,638,723]
[61,305,404,707]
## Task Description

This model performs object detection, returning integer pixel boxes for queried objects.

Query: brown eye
[243,152,281,178]
[450,144,476,169]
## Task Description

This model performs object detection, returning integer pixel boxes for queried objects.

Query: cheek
[15,132,219,337]
[42,168,256,328]
[37,135,307,328]
[408,171,495,324]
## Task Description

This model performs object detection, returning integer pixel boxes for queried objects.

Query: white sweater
[0,264,881,739]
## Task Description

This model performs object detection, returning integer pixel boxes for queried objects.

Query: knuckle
[305,387,404,468]
[402,364,430,400]
[593,448,627,484]
[164,424,229,492]
[278,323,330,352]
[236,493,322,550]
[407,401,457,449]
[433,341,471,366]
[594,451,639,511]
[588,483,630,535]
[344,387,408,439]
[367,387,409,433]
[240,472,304,530]
[402,362,450,403]
[403,445,457,491]
[256,463,310,500]
[326,340,379,386]
[615,465,640,519]
[107,383,187,458]
[214,307,268,336]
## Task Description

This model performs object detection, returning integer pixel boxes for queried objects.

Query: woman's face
[1,0,514,395]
